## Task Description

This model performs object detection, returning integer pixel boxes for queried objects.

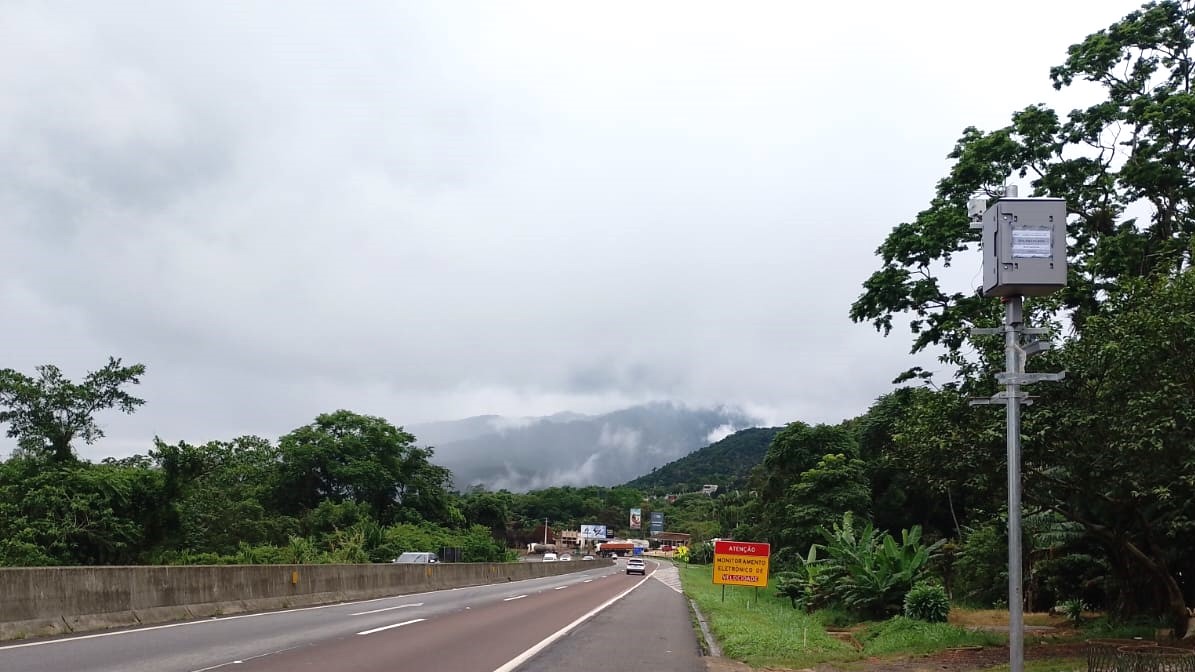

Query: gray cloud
[1,1,1135,460]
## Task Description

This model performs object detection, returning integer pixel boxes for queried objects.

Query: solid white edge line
[350,602,423,616]
[491,569,653,672]
[0,600,354,652]
[355,618,425,636]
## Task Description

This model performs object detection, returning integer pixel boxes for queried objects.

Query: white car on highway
[626,558,646,575]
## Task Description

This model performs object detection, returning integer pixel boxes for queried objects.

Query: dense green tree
[851,1,1195,374]
[854,390,982,538]
[461,489,514,539]
[754,422,859,551]
[507,485,645,537]
[658,494,720,542]
[151,435,294,554]
[0,358,145,462]
[1026,272,1195,633]
[846,0,1195,636]
[0,457,164,564]
[276,411,453,525]
[890,270,1195,633]
[784,453,871,553]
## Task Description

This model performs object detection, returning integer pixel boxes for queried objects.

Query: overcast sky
[1,1,1135,460]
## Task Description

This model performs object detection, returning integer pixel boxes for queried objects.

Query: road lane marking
[356,619,426,636]
[554,586,567,590]
[583,579,592,583]
[0,602,355,652]
[351,602,423,616]
[491,572,653,672]
[190,644,307,671]
[503,595,527,601]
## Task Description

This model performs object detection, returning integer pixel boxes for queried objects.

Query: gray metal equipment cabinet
[980,198,1067,297]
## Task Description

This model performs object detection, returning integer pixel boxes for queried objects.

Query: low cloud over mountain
[410,402,759,492]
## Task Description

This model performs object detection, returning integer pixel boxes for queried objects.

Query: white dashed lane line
[503,595,527,601]
[356,619,426,636]
[350,602,423,616]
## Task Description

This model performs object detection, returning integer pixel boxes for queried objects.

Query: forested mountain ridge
[624,426,781,494]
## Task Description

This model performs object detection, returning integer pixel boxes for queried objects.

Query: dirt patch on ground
[704,640,1195,672]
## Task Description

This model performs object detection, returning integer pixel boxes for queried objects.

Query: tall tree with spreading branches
[0,357,146,462]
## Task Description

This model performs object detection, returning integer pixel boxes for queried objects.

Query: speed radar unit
[976,197,1067,297]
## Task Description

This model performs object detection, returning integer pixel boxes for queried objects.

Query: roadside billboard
[649,511,664,534]
[712,540,771,588]
[580,524,607,539]
[629,508,642,529]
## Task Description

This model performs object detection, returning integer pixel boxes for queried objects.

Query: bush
[904,583,950,623]
[775,573,806,609]
[1057,598,1088,625]
[774,546,838,612]
[817,513,944,619]
[952,523,1007,607]
[459,525,508,562]
[688,541,714,564]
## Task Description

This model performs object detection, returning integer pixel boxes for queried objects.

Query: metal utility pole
[1004,295,1026,672]
[969,185,1067,672]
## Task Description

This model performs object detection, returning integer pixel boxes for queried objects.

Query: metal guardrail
[1086,639,1195,672]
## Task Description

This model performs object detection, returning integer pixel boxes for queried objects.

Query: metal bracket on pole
[971,327,1050,337]
[970,392,1034,406]
[995,372,1066,385]
[1022,340,1052,357]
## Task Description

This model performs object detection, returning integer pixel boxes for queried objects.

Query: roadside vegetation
[681,562,1004,668]
[2,1,1194,652]
[680,557,1165,670]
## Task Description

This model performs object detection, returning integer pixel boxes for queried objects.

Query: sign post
[712,540,770,602]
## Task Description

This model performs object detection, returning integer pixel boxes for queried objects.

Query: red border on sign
[714,540,770,557]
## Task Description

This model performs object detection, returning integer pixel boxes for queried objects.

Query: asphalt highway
[0,559,702,672]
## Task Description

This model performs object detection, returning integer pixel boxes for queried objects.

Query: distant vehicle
[559,553,572,561]
[393,552,439,564]
[626,558,646,575]
[660,545,674,552]
[542,553,558,562]
[582,555,595,561]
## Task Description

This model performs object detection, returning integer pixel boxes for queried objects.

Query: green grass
[679,563,858,668]
[677,562,1009,668]
[1077,616,1161,640]
[857,616,1006,655]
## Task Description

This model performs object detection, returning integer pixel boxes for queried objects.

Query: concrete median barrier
[0,560,590,641]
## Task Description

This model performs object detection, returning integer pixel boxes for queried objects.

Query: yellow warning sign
[712,540,770,587]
